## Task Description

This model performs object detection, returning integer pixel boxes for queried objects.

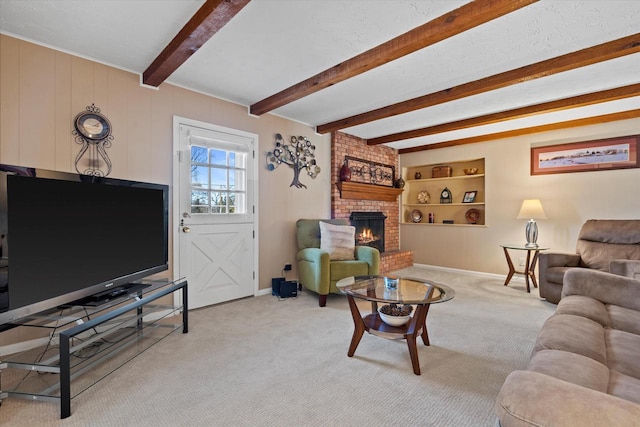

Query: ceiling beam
[249,0,538,116]
[368,83,640,145]
[397,109,640,154]
[317,33,640,134]
[143,0,251,87]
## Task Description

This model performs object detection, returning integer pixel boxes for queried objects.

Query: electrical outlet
[518,257,526,267]
[284,264,292,271]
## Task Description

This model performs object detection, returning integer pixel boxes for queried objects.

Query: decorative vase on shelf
[339,159,351,182]
[394,177,405,189]
[414,172,422,179]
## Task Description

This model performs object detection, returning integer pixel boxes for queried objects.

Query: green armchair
[296,219,380,307]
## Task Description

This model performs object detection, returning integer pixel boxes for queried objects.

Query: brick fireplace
[331,132,412,274]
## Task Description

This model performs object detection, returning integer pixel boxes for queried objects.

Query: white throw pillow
[320,222,355,261]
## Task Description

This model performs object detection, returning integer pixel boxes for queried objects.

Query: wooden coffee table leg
[406,335,421,375]
[346,295,365,357]
[405,304,429,375]
[417,304,431,346]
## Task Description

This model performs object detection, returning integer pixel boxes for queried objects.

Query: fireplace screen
[350,212,386,253]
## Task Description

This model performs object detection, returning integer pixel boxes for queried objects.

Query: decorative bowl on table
[378,303,413,326]
[463,168,479,175]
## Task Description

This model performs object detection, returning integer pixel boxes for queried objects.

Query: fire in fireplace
[350,212,386,253]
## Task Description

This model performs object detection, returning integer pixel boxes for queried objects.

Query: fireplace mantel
[335,181,403,202]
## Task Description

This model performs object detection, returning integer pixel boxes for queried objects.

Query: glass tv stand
[0,277,188,418]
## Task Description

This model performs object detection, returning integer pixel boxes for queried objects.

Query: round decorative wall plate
[465,208,480,224]
[411,209,423,223]
[417,190,430,204]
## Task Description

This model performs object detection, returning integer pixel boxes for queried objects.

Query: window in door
[190,145,247,215]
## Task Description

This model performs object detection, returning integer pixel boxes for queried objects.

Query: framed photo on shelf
[530,134,639,175]
[462,190,477,203]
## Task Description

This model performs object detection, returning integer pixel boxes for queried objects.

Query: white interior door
[173,117,258,309]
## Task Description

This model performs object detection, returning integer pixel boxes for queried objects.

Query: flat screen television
[0,164,169,326]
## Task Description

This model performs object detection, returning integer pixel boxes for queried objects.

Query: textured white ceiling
[1,0,639,149]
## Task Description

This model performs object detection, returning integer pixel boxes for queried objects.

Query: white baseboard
[257,288,273,297]
[408,263,526,283]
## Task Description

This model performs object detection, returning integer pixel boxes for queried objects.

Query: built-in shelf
[404,202,485,207]
[336,181,403,202]
[401,222,488,228]
[402,158,485,226]
[407,173,485,183]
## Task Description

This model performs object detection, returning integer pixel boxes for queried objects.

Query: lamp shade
[517,199,547,220]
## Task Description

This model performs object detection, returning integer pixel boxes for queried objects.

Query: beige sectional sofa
[495,268,640,427]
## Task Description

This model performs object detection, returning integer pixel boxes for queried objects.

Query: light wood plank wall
[0,34,332,296]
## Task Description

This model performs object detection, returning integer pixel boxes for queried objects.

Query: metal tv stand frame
[0,278,188,418]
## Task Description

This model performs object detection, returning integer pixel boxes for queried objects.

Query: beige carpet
[0,266,555,427]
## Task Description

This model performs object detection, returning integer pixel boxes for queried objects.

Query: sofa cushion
[533,314,607,365]
[577,240,640,271]
[609,371,640,404]
[579,219,640,245]
[608,305,640,335]
[528,349,609,393]
[319,221,355,260]
[556,295,610,328]
[606,329,640,380]
[496,370,640,427]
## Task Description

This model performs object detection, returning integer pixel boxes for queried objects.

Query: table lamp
[517,199,547,248]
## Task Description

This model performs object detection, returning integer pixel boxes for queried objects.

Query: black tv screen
[0,164,169,325]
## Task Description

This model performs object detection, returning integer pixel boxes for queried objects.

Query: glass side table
[500,244,549,293]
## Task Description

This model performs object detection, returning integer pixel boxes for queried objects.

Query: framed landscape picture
[531,135,639,175]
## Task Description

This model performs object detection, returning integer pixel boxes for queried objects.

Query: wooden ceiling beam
[318,33,640,134]
[397,109,640,154]
[143,0,250,87]
[368,83,640,145]
[249,0,538,116]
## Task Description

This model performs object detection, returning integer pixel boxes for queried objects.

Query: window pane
[211,191,227,214]
[229,192,245,214]
[230,170,245,191]
[211,168,227,190]
[234,152,247,169]
[210,149,227,166]
[229,152,236,167]
[191,146,208,164]
[210,191,226,207]
[191,166,209,189]
[191,190,210,214]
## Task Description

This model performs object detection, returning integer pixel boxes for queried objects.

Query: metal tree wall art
[266,134,320,188]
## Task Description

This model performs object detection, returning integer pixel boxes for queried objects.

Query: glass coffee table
[337,275,454,375]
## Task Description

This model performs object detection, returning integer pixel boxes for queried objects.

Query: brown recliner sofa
[495,268,640,427]
[538,219,640,304]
